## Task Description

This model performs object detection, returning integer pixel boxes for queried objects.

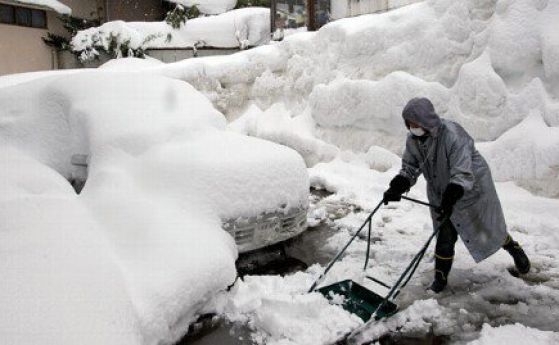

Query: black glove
[383,175,411,205]
[436,183,464,221]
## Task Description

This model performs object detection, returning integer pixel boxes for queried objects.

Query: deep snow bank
[0,71,308,344]
[0,148,141,345]
[478,111,559,198]
[143,0,559,195]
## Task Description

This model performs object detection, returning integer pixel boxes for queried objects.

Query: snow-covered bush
[165,4,200,29]
[71,8,270,62]
[72,22,161,62]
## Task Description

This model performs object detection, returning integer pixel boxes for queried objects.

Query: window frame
[0,3,48,29]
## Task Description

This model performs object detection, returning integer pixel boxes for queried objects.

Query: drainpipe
[105,0,110,22]
[51,49,59,70]
[270,0,276,36]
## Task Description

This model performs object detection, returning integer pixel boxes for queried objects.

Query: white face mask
[409,127,426,137]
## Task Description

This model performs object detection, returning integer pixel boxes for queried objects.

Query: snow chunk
[364,145,401,172]
[467,323,559,345]
[352,299,457,343]
[449,52,510,140]
[212,273,363,345]
[478,111,559,198]
[230,103,339,167]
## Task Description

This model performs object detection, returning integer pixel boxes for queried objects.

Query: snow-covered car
[0,71,309,344]
[62,80,309,255]
[70,132,309,254]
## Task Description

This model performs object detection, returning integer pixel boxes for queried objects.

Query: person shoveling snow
[383,97,531,293]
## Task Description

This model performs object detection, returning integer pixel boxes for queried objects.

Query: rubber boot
[503,236,531,274]
[430,256,452,293]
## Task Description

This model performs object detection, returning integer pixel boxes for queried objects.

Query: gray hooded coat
[399,98,508,263]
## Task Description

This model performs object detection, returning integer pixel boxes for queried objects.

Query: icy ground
[208,157,559,345]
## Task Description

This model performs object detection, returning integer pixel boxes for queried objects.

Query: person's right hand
[383,188,403,205]
[383,175,411,205]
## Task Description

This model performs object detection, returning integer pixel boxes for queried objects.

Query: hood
[402,97,442,136]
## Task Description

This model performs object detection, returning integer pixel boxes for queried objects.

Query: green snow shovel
[308,195,445,322]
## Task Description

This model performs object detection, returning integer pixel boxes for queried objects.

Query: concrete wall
[331,0,423,20]
[145,48,240,63]
[56,48,241,69]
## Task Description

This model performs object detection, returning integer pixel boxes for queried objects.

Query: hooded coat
[398,98,507,263]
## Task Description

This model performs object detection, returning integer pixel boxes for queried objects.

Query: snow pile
[210,272,363,345]
[0,71,308,344]
[145,0,559,178]
[0,148,141,345]
[229,103,339,166]
[352,299,457,343]
[15,0,71,14]
[71,8,270,61]
[467,323,559,345]
[167,0,237,15]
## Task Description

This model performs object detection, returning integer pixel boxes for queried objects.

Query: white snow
[3,0,559,343]
[467,323,559,345]
[71,8,270,61]
[167,0,237,15]
[99,56,165,70]
[13,0,71,14]
[140,0,559,155]
[478,111,559,198]
[209,272,363,345]
[0,71,308,344]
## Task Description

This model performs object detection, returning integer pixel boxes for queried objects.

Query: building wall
[331,0,423,20]
[62,0,103,20]
[0,10,66,76]
[107,0,166,22]
[0,0,107,76]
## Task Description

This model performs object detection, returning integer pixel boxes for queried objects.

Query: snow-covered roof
[166,0,237,15]
[8,0,72,14]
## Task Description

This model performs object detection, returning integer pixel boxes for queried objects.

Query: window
[0,5,15,24]
[15,7,32,26]
[31,9,46,28]
[0,4,47,28]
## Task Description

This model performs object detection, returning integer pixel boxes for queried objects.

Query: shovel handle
[401,195,439,209]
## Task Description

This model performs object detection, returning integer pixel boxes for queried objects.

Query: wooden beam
[307,0,316,31]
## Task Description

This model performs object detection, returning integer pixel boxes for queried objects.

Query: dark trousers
[434,220,518,277]
[435,220,458,260]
